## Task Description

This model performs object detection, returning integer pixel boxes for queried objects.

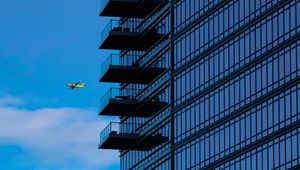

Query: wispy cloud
[0,96,119,170]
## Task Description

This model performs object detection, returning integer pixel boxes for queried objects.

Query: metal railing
[100,19,141,47]
[100,88,120,112]
[100,20,120,46]
[99,88,139,113]
[136,1,169,33]
[99,122,142,145]
[100,53,142,77]
[100,54,120,78]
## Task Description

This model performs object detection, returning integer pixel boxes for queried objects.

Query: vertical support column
[170,0,175,169]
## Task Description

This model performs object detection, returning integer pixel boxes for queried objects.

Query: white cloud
[0,100,119,170]
[0,95,24,107]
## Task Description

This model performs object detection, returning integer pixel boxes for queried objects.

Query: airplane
[66,81,85,90]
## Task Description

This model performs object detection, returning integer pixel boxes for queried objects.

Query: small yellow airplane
[66,81,85,90]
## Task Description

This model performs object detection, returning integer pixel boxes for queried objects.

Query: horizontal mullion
[201,119,300,169]
[173,0,232,40]
[173,32,300,114]
[173,0,294,77]
[173,76,300,151]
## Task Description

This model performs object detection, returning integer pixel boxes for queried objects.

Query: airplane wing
[74,81,81,86]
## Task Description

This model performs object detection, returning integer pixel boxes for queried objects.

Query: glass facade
[98,0,300,169]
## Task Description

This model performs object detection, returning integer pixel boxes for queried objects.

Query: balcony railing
[100,54,121,78]
[99,87,137,113]
[99,122,168,150]
[101,20,139,42]
[100,88,119,111]
[99,52,167,84]
[100,53,140,77]
[100,20,120,47]
[98,87,168,117]
[99,122,141,146]
[99,19,166,50]
[136,2,169,33]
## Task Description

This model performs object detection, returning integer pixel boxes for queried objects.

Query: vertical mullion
[170,1,175,170]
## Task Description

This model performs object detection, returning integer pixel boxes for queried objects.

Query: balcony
[99,20,165,51]
[99,122,168,150]
[99,54,167,84]
[98,88,168,117]
[99,0,166,18]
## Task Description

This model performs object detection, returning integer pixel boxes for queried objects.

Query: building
[98,0,300,169]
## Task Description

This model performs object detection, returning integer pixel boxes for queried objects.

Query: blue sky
[0,0,119,169]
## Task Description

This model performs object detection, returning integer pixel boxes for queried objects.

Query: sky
[0,0,119,169]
